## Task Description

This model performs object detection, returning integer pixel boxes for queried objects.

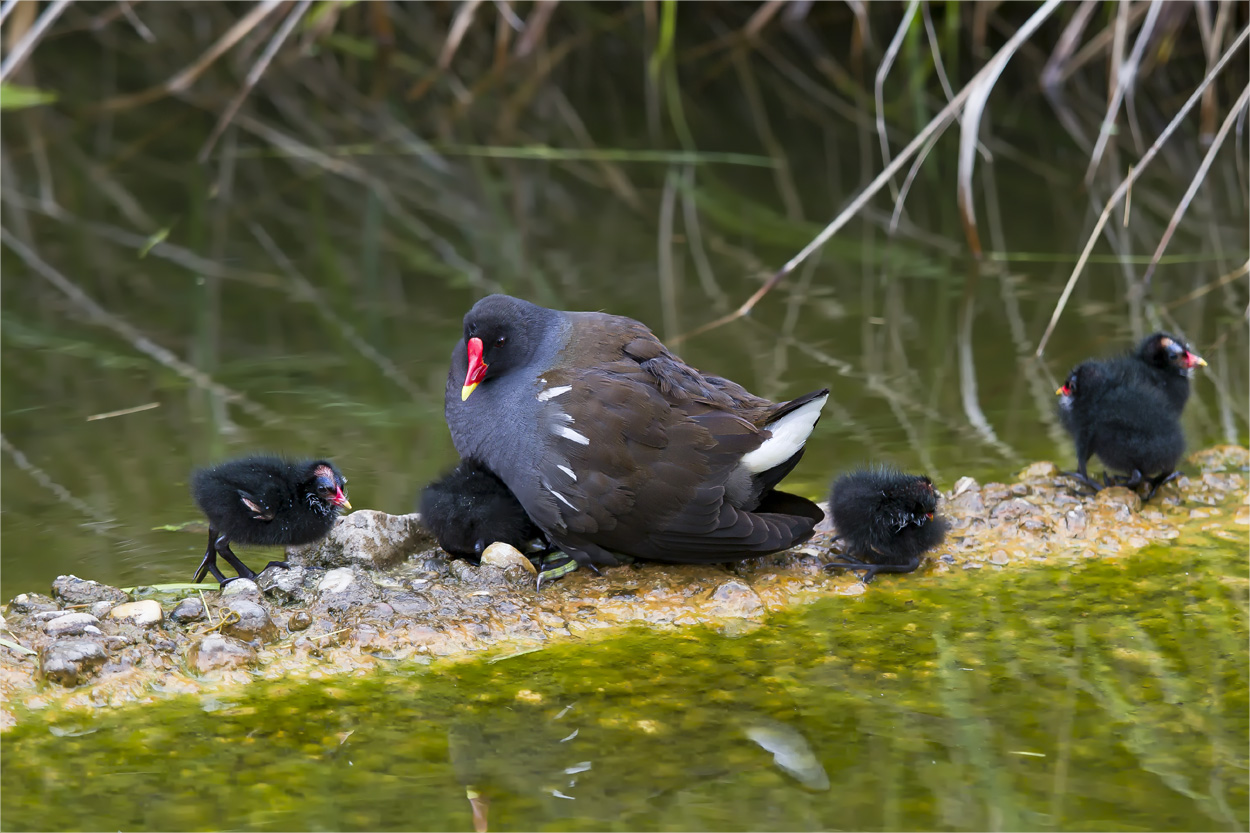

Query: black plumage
[419,458,547,558]
[1056,361,1185,500]
[190,455,350,585]
[444,294,828,582]
[823,467,948,582]
[1106,331,1206,415]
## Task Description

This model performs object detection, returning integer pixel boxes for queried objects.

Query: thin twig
[1084,1,1163,184]
[198,0,312,162]
[1139,86,1250,293]
[95,0,284,112]
[1035,24,1250,357]
[0,0,71,82]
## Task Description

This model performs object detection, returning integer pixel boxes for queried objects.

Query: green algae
[3,538,1246,832]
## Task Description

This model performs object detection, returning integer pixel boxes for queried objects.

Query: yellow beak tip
[1195,357,1208,367]
[461,384,478,401]
[1055,387,1065,395]
[342,499,352,511]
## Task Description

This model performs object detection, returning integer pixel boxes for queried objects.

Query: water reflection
[1,545,1244,831]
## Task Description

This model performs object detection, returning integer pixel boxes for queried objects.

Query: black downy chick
[823,468,949,582]
[1107,331,1206,416]
[1056,361,1185,500]
[419,458,547,559]
[191,456,350,585]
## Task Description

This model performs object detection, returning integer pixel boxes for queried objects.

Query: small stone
[90,601,115,619]
[220,578,260,598]
[1019,461,1059,480]
[447,560,479,584]
[387,594,433,617]
[1063,506,1088,537]
[39,639,108,686]
[289,510,436,570]
[108,600,163,627]
[480,542,538,576]
[318,568,355,594]
[170,597,206,624]
[287,611,313,632]
[188,633,258,673]
[1094,487,1142,514]
[43,613,102,638]
[259,566,311,605]
[8,593,59,615]
[951,476,979,497]
[314,566,380,614]
[948,489,985,514]
[222,599,278,643]
[707,580,764,618]
[51,576,128,606]
[989,550,1010,566]
[991,498,1036,521]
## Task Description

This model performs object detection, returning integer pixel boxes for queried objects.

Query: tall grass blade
[1139,85,1250,293]
[1036,23,1250,357]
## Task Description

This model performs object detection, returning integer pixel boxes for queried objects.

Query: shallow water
[2,541,1246,831]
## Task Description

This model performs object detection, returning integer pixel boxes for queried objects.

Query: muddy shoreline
[3,447,1246,730]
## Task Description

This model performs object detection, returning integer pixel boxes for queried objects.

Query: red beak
[333,486,351,510]
[461,337,488,401]
[1183,351,1208,369]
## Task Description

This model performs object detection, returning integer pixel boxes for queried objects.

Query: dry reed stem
[94,0,283,113]
[1035,23,1250,357]
[671,0,1065,345]
[1139,85,1250,293]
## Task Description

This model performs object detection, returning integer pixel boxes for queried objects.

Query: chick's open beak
[462,337,488,401]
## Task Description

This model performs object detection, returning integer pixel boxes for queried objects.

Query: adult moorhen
[1107,331,1206,415]
[190,455,351,585]
[823,467,948,582]
[419,458,547,559]
[444,295,829,581]
[1056,361,1185,500]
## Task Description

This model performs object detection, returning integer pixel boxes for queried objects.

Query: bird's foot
[1106,469,1145,489]
[823,554,921,584]
[258,560,291,574]
[192,554,228,585]
[1143,470,1180,503]
[1061,470,1104,494]
[535,553,579,589]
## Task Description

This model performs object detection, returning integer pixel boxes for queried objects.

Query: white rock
[108,600,163,627]
[318,567,355,594]
[43,613,102,638]
[480,542,537,576]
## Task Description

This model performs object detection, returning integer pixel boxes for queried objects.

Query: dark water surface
[3,542,1246,831]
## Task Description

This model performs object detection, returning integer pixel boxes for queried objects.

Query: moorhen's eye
[495,336,507,347]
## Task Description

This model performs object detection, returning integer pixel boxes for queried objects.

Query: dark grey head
[1136,332,1207,378]
[1057,361,1105,407]
[454,295,561,402]
[302,461,350,516]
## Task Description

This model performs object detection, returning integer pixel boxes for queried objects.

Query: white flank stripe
[556,464,577,481]
[548,488,576,509]
[740,393,829,474]
[555,426,590,445]
[537,384,573,402]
